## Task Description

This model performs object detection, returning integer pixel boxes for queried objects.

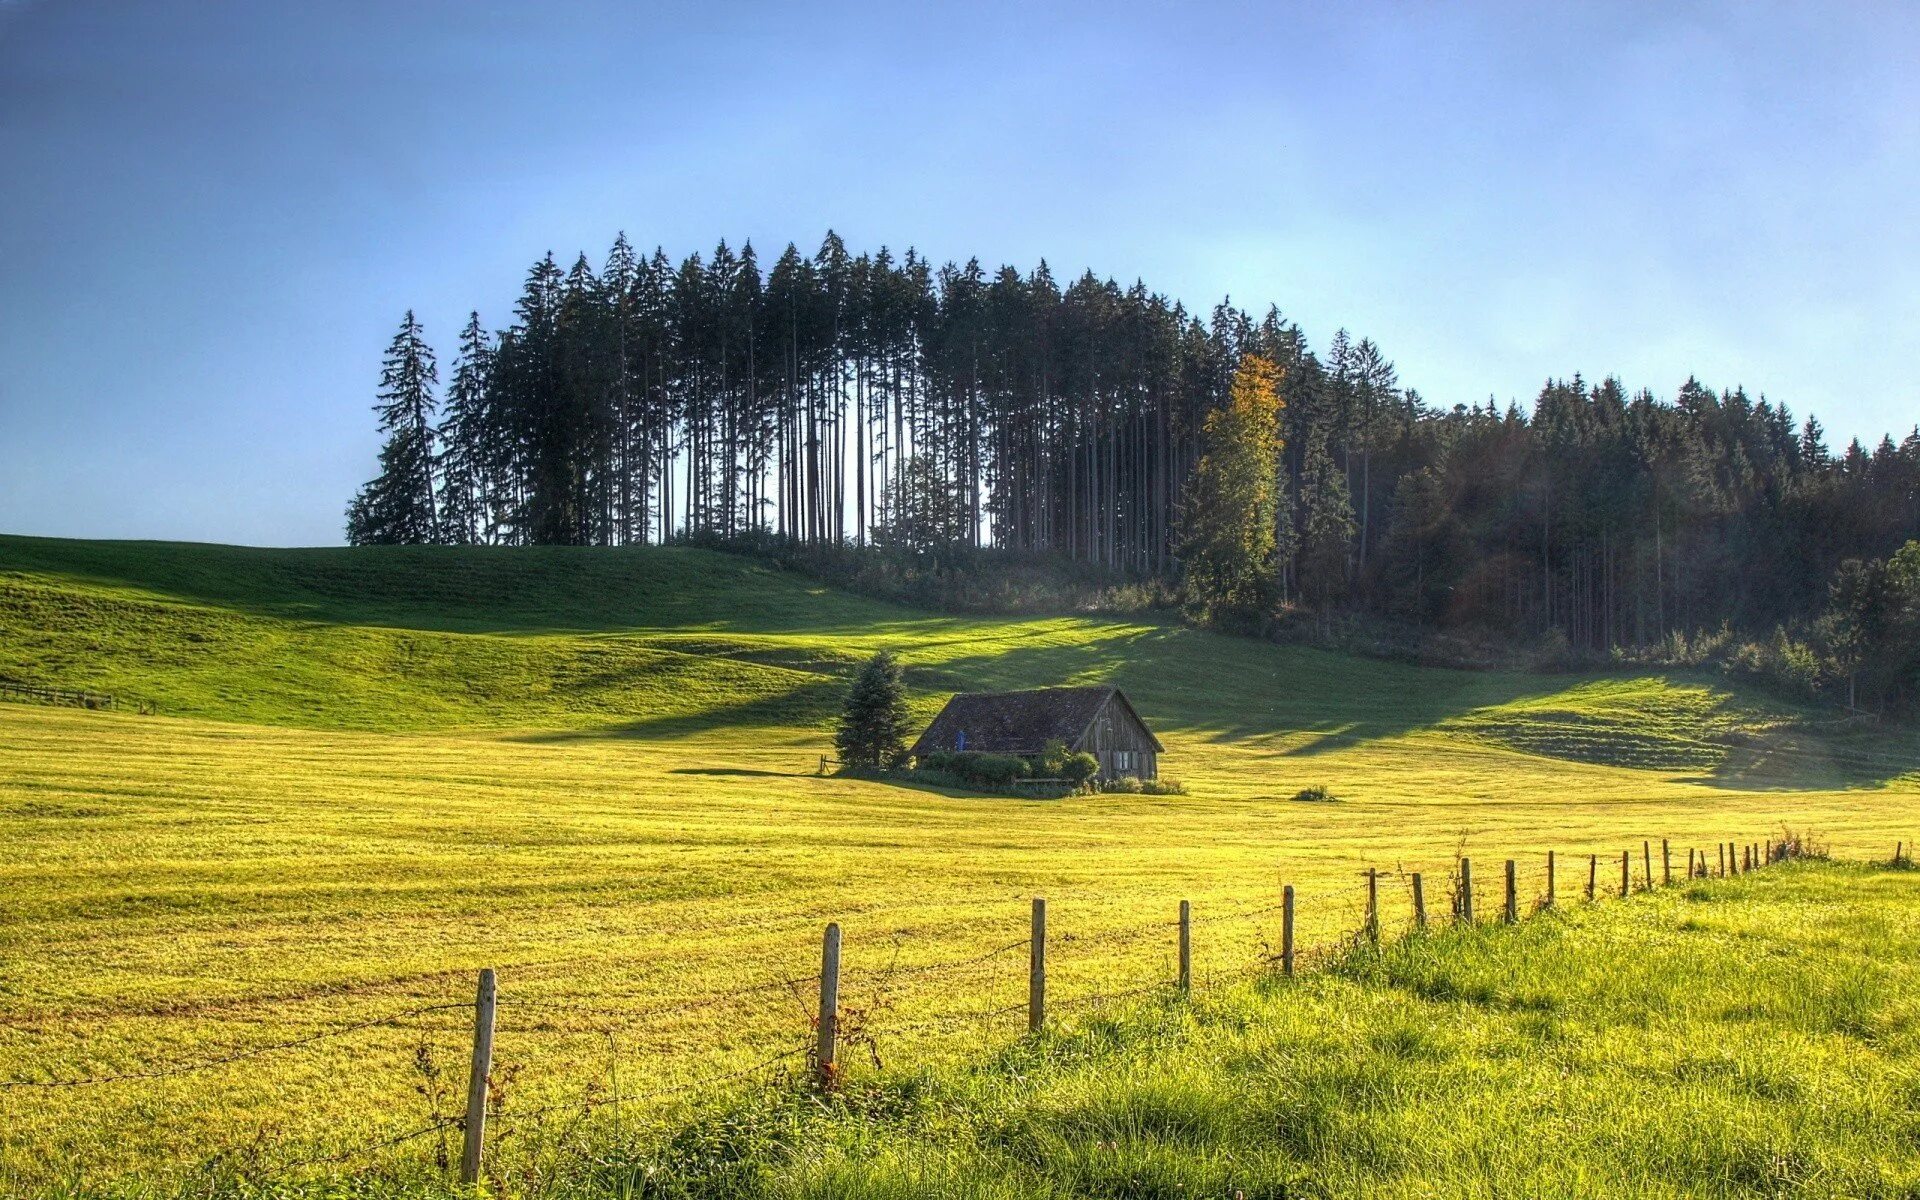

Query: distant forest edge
[345,232,1920,711]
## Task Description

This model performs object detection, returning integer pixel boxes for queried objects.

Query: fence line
[0,680,118,710]
[4,830,1846,1183]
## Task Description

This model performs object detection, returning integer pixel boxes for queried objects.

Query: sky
[1,1,1916,546]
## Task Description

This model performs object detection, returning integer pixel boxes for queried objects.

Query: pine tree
[346,311,441,545]
[834,650,913,771]
[436,312,493,545]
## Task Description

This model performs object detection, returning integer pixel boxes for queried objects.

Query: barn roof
[908,686,1163,758]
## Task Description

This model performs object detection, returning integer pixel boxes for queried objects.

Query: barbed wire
[281,1116,461,1171]
[492,1044,809,1125]
[0,1002,470,1091]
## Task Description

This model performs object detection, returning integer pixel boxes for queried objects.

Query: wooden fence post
[1546,851,1556,909]
[1028,899,1047,1033]
[1662,839,1672,886]
[1687,847,1695,879]
[1620,850,1630,898]
[816,923,841,1084]
[1459,858,1474,924]
[1178,900,1191,993]
[1642,841,1652,892]
[1366,868,1380,945]
[1281,885,1296,978]
[1587,854,1597,901]
[1504,860,1517,924]
[1412,873,1426,928]
[461,968,497,1185]
[1718,843,1726,877]
[1898,841,1905,866]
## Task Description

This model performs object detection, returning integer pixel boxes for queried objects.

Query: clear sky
[1,1,1915,546]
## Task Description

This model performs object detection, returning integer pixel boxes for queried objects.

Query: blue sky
[1,1,1915,545]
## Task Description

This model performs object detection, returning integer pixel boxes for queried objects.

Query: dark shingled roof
[908,686,1162,758]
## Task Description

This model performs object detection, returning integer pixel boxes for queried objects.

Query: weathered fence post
[1504,859,1517,924]
[1662,839,1672,886]
[1546,851,1556,909]
[1587,854,1597,901]
[816,923,841,1084]
[1412,872,1426,929]
[1281,885,1296,977]
[1028,899,1047,1033]
[461,968,497,1185]
[1642,841,1652,892]
[1718,843,1726,877]
[1366,868,1380,945]
[1687,847,1696,878]
[1178,900,1191,993]
[1898,841,1906,866]
[1620,850,1630,898]
[1459,858,1474,924]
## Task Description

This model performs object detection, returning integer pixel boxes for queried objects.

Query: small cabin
[908,686,1163,782]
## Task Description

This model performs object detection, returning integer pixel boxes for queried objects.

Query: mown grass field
[2,535,1918,1196]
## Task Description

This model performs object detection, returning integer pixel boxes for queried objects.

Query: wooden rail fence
[0,680,118,710]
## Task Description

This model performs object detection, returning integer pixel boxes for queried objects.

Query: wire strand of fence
[840,937,1030,983]
[0,1002,472,1090]
[492,1044,810,1126]
[281,1117,463,1171]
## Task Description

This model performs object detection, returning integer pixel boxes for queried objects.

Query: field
[3,535,1918,1196]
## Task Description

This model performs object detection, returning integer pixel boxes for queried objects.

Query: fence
[0,680,117,710]
[0,830,1862,1185]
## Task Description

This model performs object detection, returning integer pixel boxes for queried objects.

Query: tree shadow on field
[669,767,799,778]
[509,676,844,743]
[922,621,1565,754]
[1683,722,1920,792]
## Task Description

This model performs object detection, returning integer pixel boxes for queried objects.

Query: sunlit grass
[2,537,1917,1195]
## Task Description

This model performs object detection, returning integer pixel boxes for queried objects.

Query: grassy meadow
[2,534,1918,1196]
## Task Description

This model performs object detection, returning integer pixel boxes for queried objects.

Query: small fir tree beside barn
[835,651,912,771]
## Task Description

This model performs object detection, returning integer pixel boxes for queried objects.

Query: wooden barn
[908,686,1163,782]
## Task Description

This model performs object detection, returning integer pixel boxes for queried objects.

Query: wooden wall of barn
[1079,696,1158,781]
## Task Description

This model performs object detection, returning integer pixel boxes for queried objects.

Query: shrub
[1291,784,1338,803]
[1062,751,1099,786]
[919,750,1030,789]
[1104,775,1143,794]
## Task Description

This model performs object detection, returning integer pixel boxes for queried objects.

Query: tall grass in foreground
[48,860,1918,1199]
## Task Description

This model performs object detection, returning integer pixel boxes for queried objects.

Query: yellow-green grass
[2,536,1918,1194]
[603,861,1920,1199]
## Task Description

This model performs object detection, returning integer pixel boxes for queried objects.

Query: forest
[346,232,1920,709]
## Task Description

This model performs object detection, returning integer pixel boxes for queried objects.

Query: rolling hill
[2,534,1917,1194]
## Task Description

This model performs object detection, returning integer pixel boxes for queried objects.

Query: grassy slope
[588,861,1920,1200]
[2,536,1918,1194]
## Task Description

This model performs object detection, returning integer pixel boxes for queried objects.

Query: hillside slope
[1,535,1913,786]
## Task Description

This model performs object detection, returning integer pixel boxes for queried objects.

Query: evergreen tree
[436,312,493,545]
[835,650,913,771]
[347,311,440,545]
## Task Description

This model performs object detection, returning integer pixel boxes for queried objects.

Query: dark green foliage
[918,749,1031,787]
[346,233,1920,701]
[834,650,912,771]
[347,311,441,546]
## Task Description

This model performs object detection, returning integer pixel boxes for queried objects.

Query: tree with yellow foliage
[1181,353,1286,619]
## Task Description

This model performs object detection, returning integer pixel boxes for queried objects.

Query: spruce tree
[436,312,493,545]
[347,311,441,545]
[835,650,912,772]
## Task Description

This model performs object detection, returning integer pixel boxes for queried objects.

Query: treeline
[348,232,1920,699]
